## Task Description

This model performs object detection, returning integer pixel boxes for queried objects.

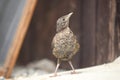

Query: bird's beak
[66,12,73,20]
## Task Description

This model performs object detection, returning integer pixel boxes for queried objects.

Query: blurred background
[15,0,120,70]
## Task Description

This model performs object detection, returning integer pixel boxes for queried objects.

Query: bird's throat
[57,26,67,33]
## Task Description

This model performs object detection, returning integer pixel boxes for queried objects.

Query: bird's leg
[68,61,76,74]
[54,59,60,76]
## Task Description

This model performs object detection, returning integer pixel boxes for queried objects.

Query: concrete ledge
[11,57,120,80]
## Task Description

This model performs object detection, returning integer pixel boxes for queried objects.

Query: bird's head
[56,12,73,32]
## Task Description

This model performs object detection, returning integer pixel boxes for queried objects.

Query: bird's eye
[63,18,65,21]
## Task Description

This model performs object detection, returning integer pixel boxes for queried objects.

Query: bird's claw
[50,73,58,77]
[71,71,77,74]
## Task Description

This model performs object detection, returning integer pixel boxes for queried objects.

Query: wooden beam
[96,0,110,64]
[81,0,96,67]
[3,0,37,78]
[108,0,116,61]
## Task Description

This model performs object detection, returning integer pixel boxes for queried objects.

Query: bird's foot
[71,70,78,74]
[50,73,58,77]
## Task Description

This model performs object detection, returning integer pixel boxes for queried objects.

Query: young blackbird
[52,12,80,76]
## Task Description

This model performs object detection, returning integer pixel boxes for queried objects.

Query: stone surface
[7,57,120,80]
[27,59,56,73]
[12,59,56,78]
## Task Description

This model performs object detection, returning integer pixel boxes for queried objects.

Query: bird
[51,12,80,76]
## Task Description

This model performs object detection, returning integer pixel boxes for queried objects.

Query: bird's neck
[57,27,70,33]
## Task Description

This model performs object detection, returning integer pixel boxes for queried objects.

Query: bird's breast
[52,28,79,60]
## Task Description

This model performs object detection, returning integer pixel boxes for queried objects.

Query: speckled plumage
[52,27,80,61]
[51,12,80,76]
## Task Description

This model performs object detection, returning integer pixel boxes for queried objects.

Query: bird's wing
[51,39,54,49]
[51,34,57,49]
